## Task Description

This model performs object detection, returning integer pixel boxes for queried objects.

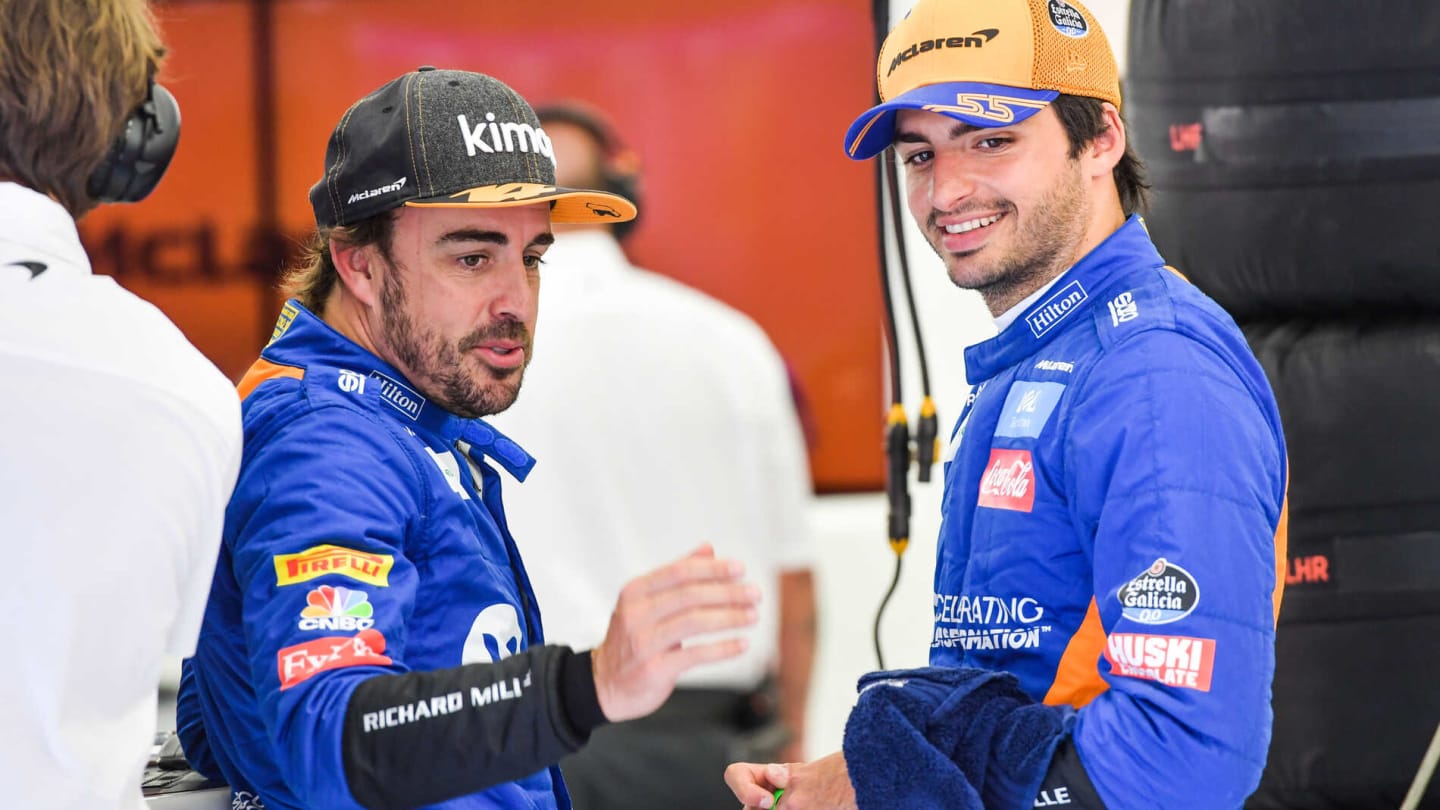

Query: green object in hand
[772,788,784,807]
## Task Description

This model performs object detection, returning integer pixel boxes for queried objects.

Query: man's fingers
[725,762,779,809]
[653,604,757,648]
[630,554,746,597]
[634,581,760,625]
[657,636,750,676]
[616,605,757,663]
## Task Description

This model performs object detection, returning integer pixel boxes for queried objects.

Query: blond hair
[0,0,165,217]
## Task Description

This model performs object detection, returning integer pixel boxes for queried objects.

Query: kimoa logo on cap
[887,29,999,76]
[456,113,556,166]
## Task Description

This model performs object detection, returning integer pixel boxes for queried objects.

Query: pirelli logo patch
[274,544,394,587]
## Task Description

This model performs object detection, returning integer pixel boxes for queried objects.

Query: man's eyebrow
[894,121,983,144]
[437,229,508,246]
[436,229,556,248]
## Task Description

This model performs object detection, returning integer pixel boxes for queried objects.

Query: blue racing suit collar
[263,298,536,481]
[964,215,1163,384]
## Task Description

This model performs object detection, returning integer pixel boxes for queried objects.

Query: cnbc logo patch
[298,585,376,631]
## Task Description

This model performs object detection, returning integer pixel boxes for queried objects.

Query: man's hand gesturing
[590,544,759,722]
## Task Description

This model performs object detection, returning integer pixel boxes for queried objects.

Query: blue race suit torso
[178,301,569,810]
[931,217,1288,808]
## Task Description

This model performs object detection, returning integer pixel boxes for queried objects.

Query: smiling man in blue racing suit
[177,68,760,810]
[725,1,1287,808]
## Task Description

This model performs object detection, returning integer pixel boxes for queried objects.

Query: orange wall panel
[81,0,884,491]
[79,1,277,379]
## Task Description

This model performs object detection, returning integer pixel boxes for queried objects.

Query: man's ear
[330,239,381,309]
[1085,102,1127,180]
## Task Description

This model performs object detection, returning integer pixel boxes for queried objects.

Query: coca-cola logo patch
[977,448,1035,512]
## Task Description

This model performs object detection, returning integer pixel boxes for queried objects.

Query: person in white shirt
[0,2,243,808]
[488,102,818,810]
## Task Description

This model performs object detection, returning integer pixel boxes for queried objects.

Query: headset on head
[535,102,642,240]
[86,79,181,204]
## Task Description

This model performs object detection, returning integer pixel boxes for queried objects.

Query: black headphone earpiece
[86,80,181,204]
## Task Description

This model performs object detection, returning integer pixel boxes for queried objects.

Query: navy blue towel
[842,667,1072,809]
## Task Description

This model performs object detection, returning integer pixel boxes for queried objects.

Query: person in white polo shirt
[489,101,818,810]
[0,2,243,808]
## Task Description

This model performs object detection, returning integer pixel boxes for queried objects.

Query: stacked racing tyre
[1125,1,1440,807]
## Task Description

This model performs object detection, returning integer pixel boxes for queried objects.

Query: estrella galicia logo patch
[1047,0,1090,37]
[1119,558,1199,624]
[995,381,1066,439]
[1025,280,1087,338]
[368,371,425,420]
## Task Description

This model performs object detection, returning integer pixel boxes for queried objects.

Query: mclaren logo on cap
[887,30,999,76]
[348,177,407,206]
[456,113,556,166]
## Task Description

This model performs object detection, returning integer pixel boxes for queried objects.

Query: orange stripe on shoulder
[237,358,304,401]
[1043,597,1110,708]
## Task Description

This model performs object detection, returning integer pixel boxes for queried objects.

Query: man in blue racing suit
[178,68,760,810]
[726,1,1287,808]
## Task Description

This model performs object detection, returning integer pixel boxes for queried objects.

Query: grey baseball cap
[309,67,637,229]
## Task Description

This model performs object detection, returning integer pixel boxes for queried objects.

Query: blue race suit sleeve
[176,657,222,781]
[227,407,425,808]
[229,404,603,809]
[1064,328,1285,809]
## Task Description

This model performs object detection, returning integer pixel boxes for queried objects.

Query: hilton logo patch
[1025,280,1087,338]
[369,371,425,420]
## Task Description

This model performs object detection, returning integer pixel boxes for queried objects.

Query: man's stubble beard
[378,260,530,419]
[929,159,1090,312]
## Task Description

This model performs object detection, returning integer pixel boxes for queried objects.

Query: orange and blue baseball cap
[844,0,1121,160]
